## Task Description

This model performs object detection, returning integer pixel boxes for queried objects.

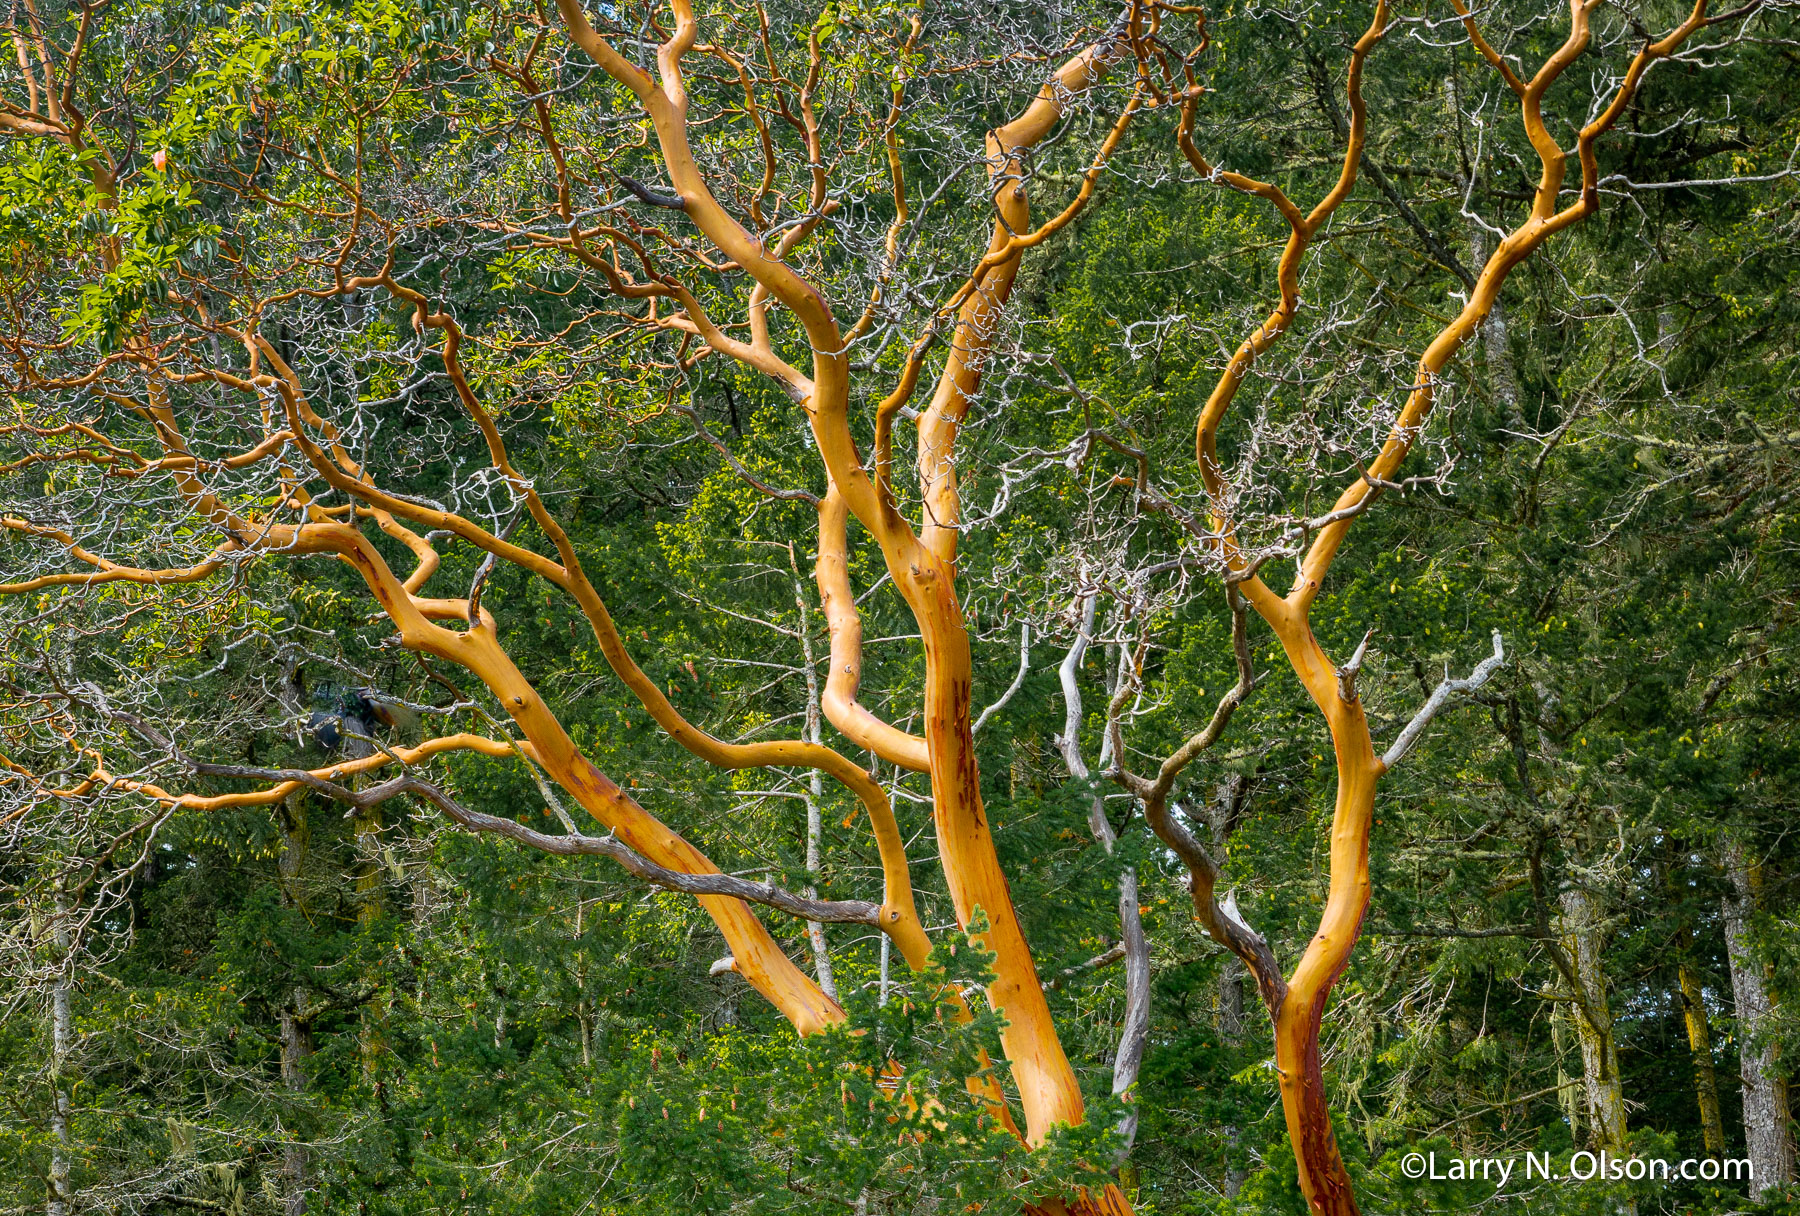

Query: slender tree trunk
[1093,614,1151,1164]
[576,901,595,1070]
[1721,837,1795,1196]
[46,890,73,1216]
[803,789,836,1000]
[278,792,313,1215]
[352,802,385,1076]
[1107,859,1150,1162]
[1557,888,1629,1153]
[1216,956,1249,1199]
[1058,594,1151,1161]
[1207,778,1251,1200]
[1675,953,1726,1156]
[1468,224,1521,428]
[279,1003,314,1216]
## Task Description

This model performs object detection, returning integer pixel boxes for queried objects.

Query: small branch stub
[1336,629,1373,703]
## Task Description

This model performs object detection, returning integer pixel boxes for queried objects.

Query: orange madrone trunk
[551,0,1160,1170]
[1156,0,1722,1211]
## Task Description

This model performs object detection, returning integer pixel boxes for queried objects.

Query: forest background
[1,0,1798,1212]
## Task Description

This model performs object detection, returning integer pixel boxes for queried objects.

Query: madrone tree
[0,0,1775,1211]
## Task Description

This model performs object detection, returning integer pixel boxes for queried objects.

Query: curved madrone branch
[1,296,923,1042]
[379,288,935,953]
[255,293,1030,1128]
[812,10,1162,774]
[1109,588,1283,1009]
[5,296,1026,1126]
[20,702,888,923]
[550,0,1175,1163]
[1136,0,1738,1211]
[0,0,115,187]
[1177,0,1388,548]
[815,484,932,772]
[910,48,1151,571]
[238,325,910,1029]
[4,2,1052,1112]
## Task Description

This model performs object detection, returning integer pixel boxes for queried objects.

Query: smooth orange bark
[1183,1,1720,1210]
[551,0,1136,1146]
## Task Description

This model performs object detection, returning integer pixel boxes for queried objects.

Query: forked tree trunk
[1231,5,1721,1198]
[1721,837,1796,1196]
[553,0,1116,1140]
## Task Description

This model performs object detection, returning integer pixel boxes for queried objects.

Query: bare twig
[1381,632,1507,771]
